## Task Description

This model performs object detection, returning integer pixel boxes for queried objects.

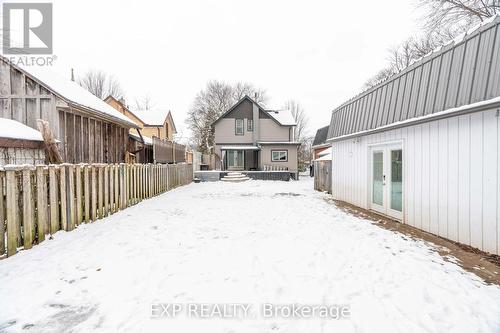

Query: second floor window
[235,119,244,135]
[247,119,253,131]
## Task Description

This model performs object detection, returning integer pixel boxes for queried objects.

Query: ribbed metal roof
[328,15,500,140]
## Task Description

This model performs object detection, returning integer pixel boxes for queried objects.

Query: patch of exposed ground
[326,197,500,285]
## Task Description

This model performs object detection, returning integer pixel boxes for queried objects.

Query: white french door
[369,143,403,220]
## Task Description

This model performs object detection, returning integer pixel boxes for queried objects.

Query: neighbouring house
[312,125,330,160]
[0,118,46,165]
[212,95,300,178]
[326,15,500,255]
[105,96,177,141]
[0,56,138,164]
[105,96,181,163]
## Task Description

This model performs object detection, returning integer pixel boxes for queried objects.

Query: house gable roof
[104,95,177,134]
[212,95,297,126]
[312,125,330,146]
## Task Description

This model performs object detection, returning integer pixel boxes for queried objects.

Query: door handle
[383,174,386,185]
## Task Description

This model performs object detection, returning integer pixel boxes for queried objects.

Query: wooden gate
[314,160,332,193]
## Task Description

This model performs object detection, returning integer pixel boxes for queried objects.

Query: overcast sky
[10,0,422,140]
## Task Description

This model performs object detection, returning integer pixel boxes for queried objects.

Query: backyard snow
[1,178,500,333]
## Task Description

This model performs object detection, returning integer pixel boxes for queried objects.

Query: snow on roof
[316,152,332,161]
[129,132,153,145]
[221,145,260,150]
[0,118,44,141]
[318,147,332,157]
[266,109,297,126]
[129,109,169,126]
[15,63,137,128]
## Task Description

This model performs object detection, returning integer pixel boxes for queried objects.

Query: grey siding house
[212,95,300,178]
[327,15,500,255]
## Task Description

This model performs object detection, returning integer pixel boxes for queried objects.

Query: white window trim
[235,119,244,135]
[247,119,253,132]
[271,150,288,162]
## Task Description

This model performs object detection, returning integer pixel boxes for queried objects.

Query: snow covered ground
[1,177,499,333]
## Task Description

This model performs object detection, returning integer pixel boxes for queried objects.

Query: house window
[165,125,169,139]
[271,150,288,162]
[235,119,244,135]
[247,119,253,131]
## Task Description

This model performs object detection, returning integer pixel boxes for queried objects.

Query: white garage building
[327,15,500,255]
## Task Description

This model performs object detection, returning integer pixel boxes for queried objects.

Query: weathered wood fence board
[314,160,332,193]
[152,137,186,163]
[0,163,193,258]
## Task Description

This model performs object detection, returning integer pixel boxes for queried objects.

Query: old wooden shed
[0,56,138,163]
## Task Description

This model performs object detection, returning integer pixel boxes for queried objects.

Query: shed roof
[0,118,44,141]
[312,125,330,146]
[3,58,138,128]
[328,14,500,141]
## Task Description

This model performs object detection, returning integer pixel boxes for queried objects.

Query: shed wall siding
[331,107,499,254]
[0,59,130,163]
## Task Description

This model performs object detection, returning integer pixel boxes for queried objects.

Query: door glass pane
[236,151,244,167]
[372,151,384,205]
[390,149,403,211]
[227,151,235,167]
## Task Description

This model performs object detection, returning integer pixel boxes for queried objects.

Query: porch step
[221,172,250,182]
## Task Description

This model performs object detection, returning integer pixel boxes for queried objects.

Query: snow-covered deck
[0,178,499,332]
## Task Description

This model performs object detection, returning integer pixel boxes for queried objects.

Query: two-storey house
[105,96,177,141]
[212,95,300,179]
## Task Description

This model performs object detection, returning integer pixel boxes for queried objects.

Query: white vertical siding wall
[331,108,500,255]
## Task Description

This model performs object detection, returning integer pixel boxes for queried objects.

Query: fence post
[67,164,76,231]
[49,165,59,233]
[146,164,150,198]
[0,168,5,255]
[125,164,130,207]
[114,164,119,211]
[133,164,137,204]
[5,166,19,256]
[59,164,67,231]
[75,164,83,225]
[36,165,47,242]
[168,164,171,190]
[104,165,109,216]
[98,164,104,218]
[83,165,90,223]
[119,163,125,209]
[91,165,97,221]
[109,165,114,213]
[21,166,35,249]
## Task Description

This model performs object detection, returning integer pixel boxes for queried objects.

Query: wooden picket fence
[0,163,193,258]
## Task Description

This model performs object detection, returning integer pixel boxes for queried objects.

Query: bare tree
[134,94,156,110]
[282,100,311,170]
[78,70,124,100]
[283,100,309,141]
[418,0,499,35]
[298,135,314,171]
[363,0,499,89]
[233,82,268,105]
[186,80,268,153]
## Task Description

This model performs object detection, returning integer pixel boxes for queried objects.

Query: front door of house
[370,144,403,220]
[227,150,244,171]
